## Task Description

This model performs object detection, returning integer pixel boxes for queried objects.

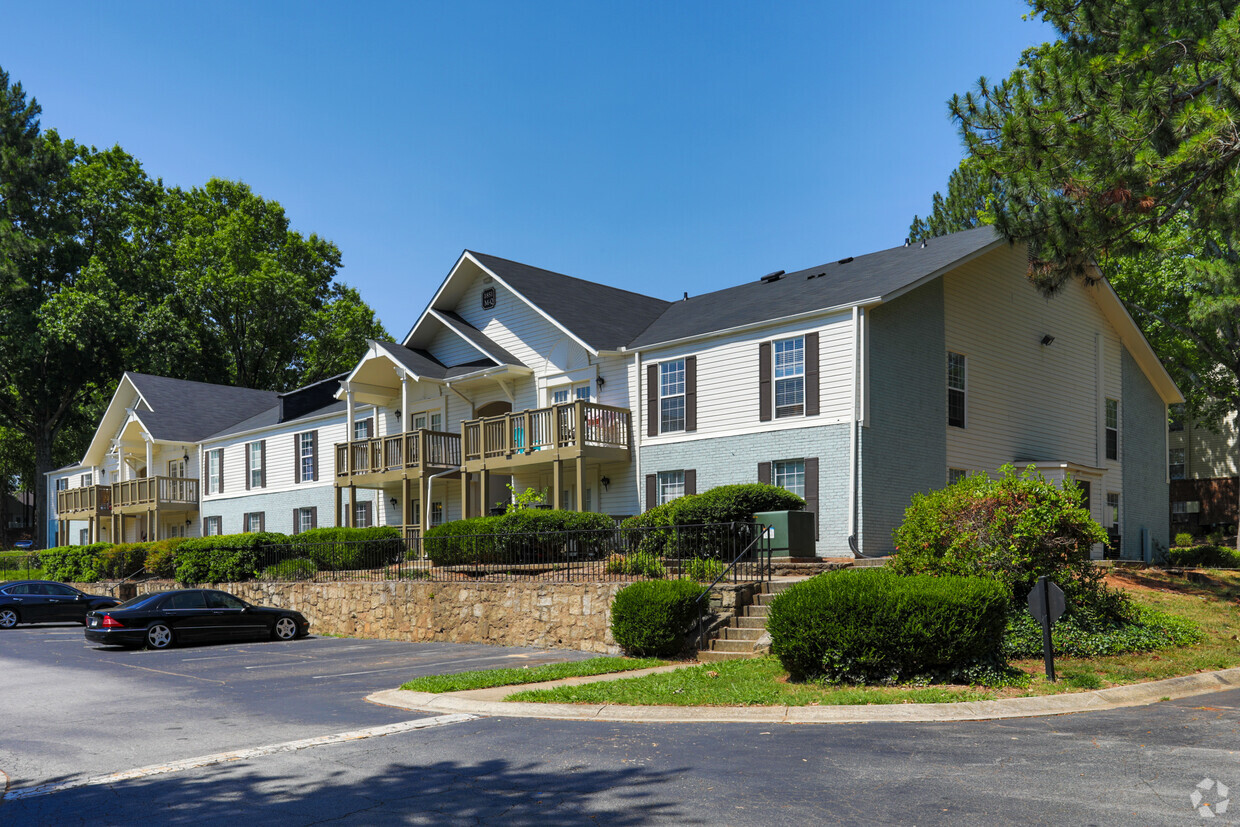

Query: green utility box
[753,510,816,558]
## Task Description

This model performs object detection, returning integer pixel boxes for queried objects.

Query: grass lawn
[507,569,1240,707]
[399,656,665,693]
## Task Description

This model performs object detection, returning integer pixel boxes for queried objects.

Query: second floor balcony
[462,401,631,472]
[56,485,112,518]
[335,429,462,485]
[111,476,200,514]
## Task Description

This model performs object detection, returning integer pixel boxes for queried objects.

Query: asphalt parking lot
[0,623,591,790]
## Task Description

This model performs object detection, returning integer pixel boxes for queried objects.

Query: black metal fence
[253,522,771,584]
[0,553,41,580]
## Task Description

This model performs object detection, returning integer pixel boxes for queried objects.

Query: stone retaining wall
[72,579,757,654]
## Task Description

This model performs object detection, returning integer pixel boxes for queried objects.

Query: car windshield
[114,594,163,610]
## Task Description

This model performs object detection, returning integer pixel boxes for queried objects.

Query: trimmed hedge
[1167,544,1240,568]
[42,544,112,582]
[621,483,803,555]
[282,526,403,571]
[767,568,1010,684]
[261,558,319,581]
[423,510,616,566]
[610,579,703,657]
[174,532,290,584]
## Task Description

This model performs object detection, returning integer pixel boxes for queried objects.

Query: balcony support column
[479,468,490,517]
[575,459,585,513]
[552,460,562,510]
[144,435,154,479]
[334,485,342,528]
[345,389,355,473]
[402,476,411,528]
[400,375,410,434]
[348,484,357,528]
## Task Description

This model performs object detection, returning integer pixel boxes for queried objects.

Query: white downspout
[848,306,861,556]
[424,467,458,531]
[633,350,642,511]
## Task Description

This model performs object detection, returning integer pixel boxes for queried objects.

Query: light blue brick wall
[859,280,947,556]
[202,485,379,535]
[639,424,851,556]
[1121,349,1170,559]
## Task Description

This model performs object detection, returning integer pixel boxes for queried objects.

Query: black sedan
[0,580,121,628]
[85,589,310,649]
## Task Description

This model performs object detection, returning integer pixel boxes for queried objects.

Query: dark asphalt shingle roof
[468,251,672,352]
[377,342,450,379]
[205,399,347,440]
[627,226,1005,347]
[432,310,525,367]
[126,373,279,443]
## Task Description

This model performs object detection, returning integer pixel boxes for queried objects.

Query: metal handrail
[695,523,771,650]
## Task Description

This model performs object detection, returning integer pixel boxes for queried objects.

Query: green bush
[1004,604,1203,658]
[42,544,111,582]
[767,568,1010,684]
[683,557,725,582]
[610,580,703,656]
[1167,544,1240,568]
[260,558,318,581]
[98,543,150,579]
[891,464,1119,617]
[144,539,187,579]
[621,483,803,555]
[1173,532,1195,548]
[282,526,403,570]
[604,552,666,578]
[174,532,289,584]
[423,510,616,566]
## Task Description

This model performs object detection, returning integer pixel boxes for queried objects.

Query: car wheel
[0,608,18,629]
[272,617,298,641]
[146,623,174,650]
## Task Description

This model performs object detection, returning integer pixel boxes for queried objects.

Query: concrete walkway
[368,664,1240,724]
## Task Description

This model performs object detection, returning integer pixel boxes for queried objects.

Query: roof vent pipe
[921,239,927,248]
[760,270,785,283]
[683,292,688,301]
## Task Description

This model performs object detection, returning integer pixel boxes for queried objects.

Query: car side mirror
[75,594,84,601]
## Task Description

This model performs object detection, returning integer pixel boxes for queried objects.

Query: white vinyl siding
[639,312,854,443]
[943,243,1125,517]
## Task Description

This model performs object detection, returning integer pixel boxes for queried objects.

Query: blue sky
[2,2,1052,335]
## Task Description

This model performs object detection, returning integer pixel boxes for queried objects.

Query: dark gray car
[0,580,121,627]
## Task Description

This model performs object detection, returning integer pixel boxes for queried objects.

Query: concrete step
[723,626,764,641]
[697,650,758,663]
[710,638,757,654]
[735,616,767,629]
[764,580,801,595]
[743,605,770,618]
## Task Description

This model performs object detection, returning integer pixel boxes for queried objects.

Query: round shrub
[621,483,802,555]
[610,579,703,656]
[891,464,1116,616]
[767,568,1009,684]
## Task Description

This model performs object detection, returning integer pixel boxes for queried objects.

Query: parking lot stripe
[2,713,478,802]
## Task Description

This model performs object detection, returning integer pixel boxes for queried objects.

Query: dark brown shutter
[245,444,251,491]
[758,342,772,422]
[646,364,658,437]
[218,449,223,493]
[804,457,819,540]
[684,356,697,432]
[757,461,771,484]
[645,473,656,510]
[293,433,300,483]
[310,431,319,481]
[310,506,318,530]
[202,450,208,493]
[258,512,266,533]
[804,332,819,417]
[292,508,299,535]
[242,513,249,533]
[684,469,696,496]
[260,440,267,488]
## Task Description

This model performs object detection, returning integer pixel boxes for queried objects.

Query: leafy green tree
[293,283,390,386]
[908,157,997,242]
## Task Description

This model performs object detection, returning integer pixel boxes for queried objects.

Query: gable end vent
[760,270,785,284]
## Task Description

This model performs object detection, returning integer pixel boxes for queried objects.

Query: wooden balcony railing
[462,401,630,465]
[335,430,462,479]
[111,476,200,510]
[56,485,112,517]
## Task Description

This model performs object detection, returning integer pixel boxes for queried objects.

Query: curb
[367,666,1240,725]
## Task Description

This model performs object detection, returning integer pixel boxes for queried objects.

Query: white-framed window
[575,385,591,402]
[245,512,264,533]
[659,360,686,433]
[353,501,372,528]
[657,470,685,505]
[1106,492,1120,532]
[353,417,372,440]
[1169,403,1185,432]
[948,352,966,428]
[55,477,68,492]
[81,473,92,487]
[299,433,315,482]
[204,516,222,536]
[553,387,570,405]
[248,442,264,489]
[1169,447,1186,480]
[948,468,967,485]
[79,528,88,545]
[430,413,442,431]
[430,501,444,527]
[208,449,222,494]
[1171,501,1189,521]
[297,507,315,534]
[411,411,444,431]
[773,337,805,418]
[773,460,805,498]
[167,458,186,478]
[1105,398,1119,461]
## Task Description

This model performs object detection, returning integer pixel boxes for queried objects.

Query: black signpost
[1026,576,1066,682]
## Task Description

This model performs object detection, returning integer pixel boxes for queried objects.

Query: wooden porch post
[552,460,562,510]
[402,477,411,530]
[334,484,342,528]
[479,468,490,516]
[575,459,586,513]
[348,484,356,528]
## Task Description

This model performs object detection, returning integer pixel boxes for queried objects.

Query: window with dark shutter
[260,440,267,487]
[804,333,819,417]
[758,342,772,422]
[684,469,696,496]
[684,356,697,432]
[757,461,771,484]
[645,474,656,510]
[310,431,319,481]
[646,365,658,437]
[804,457,819,540]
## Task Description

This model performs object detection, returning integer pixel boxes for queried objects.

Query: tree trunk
[34,429,53,549]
